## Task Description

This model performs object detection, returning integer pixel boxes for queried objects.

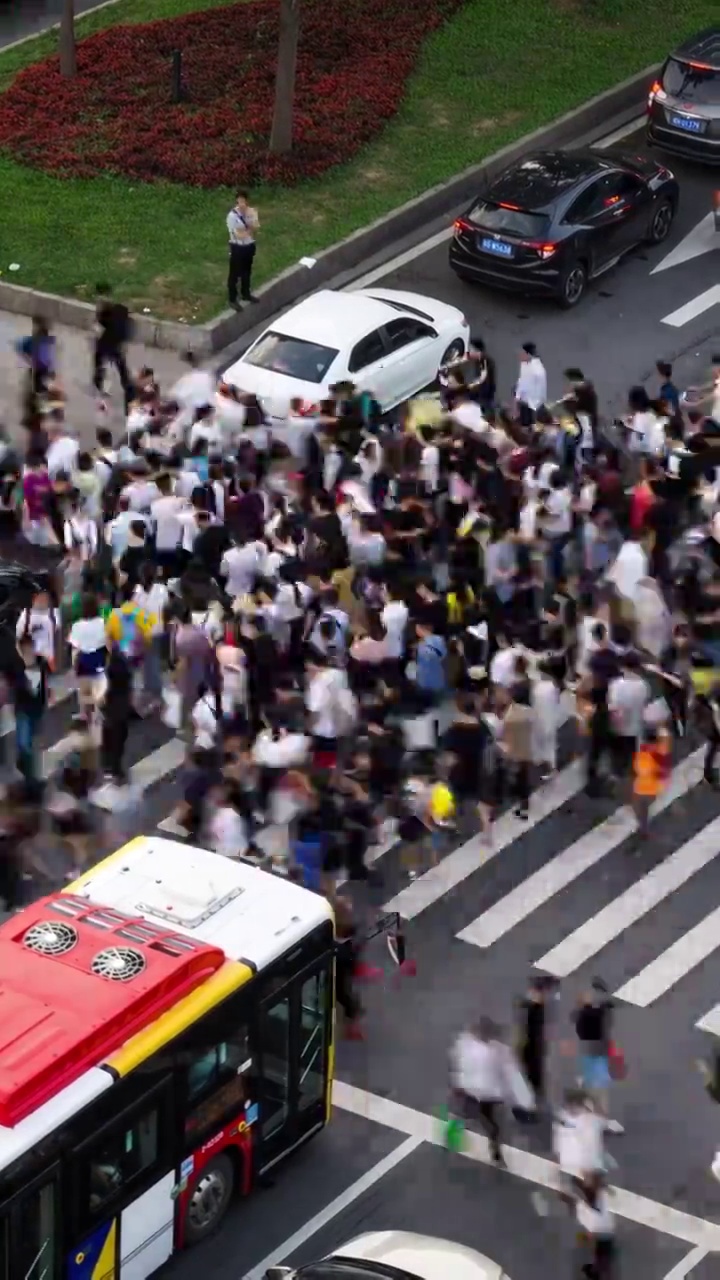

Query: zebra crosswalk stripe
[537,814,720,979]
[384,756,584,920]
[615,902,720,1007]
[457,747,705,950]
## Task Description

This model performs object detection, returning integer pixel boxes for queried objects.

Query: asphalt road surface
[346,121,720,417]
[7,676,720,1280]
[2,120,720,1280]
[0,0,106,49]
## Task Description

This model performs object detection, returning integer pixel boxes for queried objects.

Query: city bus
[0,835,337,1280]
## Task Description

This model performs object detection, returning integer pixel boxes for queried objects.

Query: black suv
[449,149,678,308]
[647,27,720,163]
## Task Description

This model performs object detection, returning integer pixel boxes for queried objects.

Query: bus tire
[183,1152,235,1244]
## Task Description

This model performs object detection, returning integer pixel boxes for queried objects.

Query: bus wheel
[184,1153,235,1244]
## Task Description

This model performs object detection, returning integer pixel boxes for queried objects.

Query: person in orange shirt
[632,722,671,839]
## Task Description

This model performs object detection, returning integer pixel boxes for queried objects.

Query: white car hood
[338,1230,507,1280]
[222,358,322,421]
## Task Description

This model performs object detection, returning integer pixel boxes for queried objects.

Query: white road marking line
[243,1135,422,1280]
[156,813,189,835]
[696,1004,720,1036]
[662,1245,709,1280]
[93,738,186,810]
[662,285,720,328]
[333,1081,720,1250]
[537,813,720,979]
[616,903,720,1007]
[385,756,583,920]
[593,115,645,149]
[651,212,718,276]
[458,746,704,950]
[348,227,453,289]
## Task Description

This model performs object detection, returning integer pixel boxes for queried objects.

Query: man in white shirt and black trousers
[226,191,259,311]
[515,340,548,427]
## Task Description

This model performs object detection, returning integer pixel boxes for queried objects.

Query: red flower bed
[0,0,461,187]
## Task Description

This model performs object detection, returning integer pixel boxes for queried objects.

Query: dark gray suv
[647,27,720,164]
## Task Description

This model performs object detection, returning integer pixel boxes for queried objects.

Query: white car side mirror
[265,1269,294,1280]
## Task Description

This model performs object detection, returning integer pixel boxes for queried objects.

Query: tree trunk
[59,0,77,78]
[268,0,300,155]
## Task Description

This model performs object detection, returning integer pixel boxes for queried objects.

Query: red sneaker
[354,962,383,982]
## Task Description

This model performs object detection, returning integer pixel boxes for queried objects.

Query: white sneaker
[604,1118,624,1134]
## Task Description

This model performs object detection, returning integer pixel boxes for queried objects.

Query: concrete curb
[0,61,658,354]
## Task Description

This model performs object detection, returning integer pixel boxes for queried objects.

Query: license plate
[670,114,704,133]
[480,236,514,258]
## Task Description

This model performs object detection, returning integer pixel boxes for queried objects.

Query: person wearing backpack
[105,581,152,675]
[93,283,134,413]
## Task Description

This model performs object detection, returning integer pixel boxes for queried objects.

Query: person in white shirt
[306,658,355,754]
[192,687,221,751]
[180,504,218,555]
[308,594,349,659]
[150,474,187,572]
[605,534,648,602]
[176,462,203,500]
[134,564,169,703]
[489,640,522,689]
[172,352,216,421]
[381,588,409,661]
[540,472,573,581]
[221,537,264,598]
[532,663,561,777]
[16,591,59,667]
[94,429,117,490]
[189,405,222,453]
[608,655,649,780]
[105,497,143,561]
[215,384,247,446]
[206,784,248,860]
[419,426,440,494]
[68,597,107,714]
[515,341,547,425]
[46,421,79,479]
[451,392,486,435]
[122,472,160,513]
[553,1089,606,1187]
[64,503,98,563]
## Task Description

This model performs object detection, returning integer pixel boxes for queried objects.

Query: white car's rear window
[244,331,338,384]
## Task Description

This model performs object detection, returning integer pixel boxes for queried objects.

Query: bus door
[0,1166,60,1280]
[255,949,333,1173]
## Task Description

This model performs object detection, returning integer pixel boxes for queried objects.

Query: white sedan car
[223,287,469,420]
[265,1230,509,1280]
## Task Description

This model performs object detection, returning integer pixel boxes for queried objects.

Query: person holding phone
[226,190,259,311]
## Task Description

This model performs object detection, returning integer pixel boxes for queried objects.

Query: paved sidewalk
[0,309,188,450]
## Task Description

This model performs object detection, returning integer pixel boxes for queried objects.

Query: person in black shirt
[12,635,49,783]
[193,511,232,580]
[516,975,556,1106]
[94,282,133,412]
[308,492,348,574]
[101,646,134,783]
[573,979,622,1130]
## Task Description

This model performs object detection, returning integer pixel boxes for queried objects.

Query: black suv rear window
[662,58,720,105]
[469,201,550,238]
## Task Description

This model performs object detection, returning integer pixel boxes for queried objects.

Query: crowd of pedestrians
[2,320,720,1275]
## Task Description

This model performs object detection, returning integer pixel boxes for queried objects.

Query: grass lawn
[0,0,716,323]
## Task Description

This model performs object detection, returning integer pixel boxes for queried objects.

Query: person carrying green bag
[437,1102,465,1152]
